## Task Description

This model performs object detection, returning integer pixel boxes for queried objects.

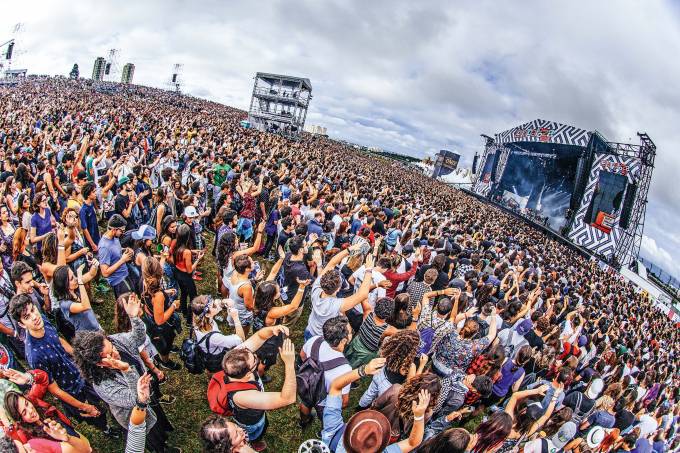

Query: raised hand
[43,418,69,441]
[0,368,31,385]
[279,338,295,366]
[136,373,152,404]
[412,389,431,419]
[124,293,141,318]
[364,357,386,375]
[101,357,131,372]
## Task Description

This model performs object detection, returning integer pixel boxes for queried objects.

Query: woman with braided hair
[199,415,256,453]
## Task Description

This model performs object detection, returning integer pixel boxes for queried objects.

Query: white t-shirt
[524,438,558,453]
[302,336,352,405]
[195,320,243,355]
[307,278,344,337]
[350,266,386,313]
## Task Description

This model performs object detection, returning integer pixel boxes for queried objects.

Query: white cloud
[2,0,680,274]
[640,235,680,280]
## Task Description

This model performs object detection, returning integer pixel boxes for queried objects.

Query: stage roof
[495,119,590,147]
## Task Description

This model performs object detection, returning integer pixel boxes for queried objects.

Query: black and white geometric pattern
[496,119,590,147]
[494,147,511,183]
[473,147,497,197]
[568,154,642,257]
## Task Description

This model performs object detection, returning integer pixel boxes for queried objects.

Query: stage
[472,119,656,267]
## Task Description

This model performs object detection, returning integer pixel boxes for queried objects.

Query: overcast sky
[3,0,680,279]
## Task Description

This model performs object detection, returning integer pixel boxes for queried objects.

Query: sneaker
[102,425,122,439]
[250,440,267,452]
[159,394,176,405]
[96,283,111,293]
[298,414,314,429]
[169,345,180,354]
[192,275,203,281]
[157,358,182,371]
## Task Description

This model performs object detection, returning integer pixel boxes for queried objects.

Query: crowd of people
[0,76,677,453]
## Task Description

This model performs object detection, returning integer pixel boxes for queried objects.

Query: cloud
[2,0,680,274]
[640,235,680,281]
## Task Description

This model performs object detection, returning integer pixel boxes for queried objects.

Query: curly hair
[320,269,341,294]
[380,330,419,376]
[200,415,233,452]
[374,297,395,321]
[397,372,441,424]
[71,330,115,385]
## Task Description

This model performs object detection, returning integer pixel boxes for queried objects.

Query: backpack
[296,337,349,408]
[203,333,229,373]
[417,310,444,355]
[570,391,595,426]
[207,371,259,416]
[180,330,215,374]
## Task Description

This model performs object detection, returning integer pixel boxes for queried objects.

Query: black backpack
[296,337,348,408]
[180,330,216,374]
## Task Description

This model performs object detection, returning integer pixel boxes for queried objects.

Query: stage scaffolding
[248,72,312,137]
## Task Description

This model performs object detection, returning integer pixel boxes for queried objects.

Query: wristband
[357,365,366,378]
[135,399,149,410]
[413,414,424,421]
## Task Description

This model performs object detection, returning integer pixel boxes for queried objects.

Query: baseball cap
[450,278,466,290]
[551,421,576,449]
[516,319,533,336]
[585,378,604,400]
[131,225,157,241]
[184,206,198,218]
[343,409,391,453]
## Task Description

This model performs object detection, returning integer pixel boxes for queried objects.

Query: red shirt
[383,262,420,298]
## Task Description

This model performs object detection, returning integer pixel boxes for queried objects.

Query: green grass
[75,234,371,452]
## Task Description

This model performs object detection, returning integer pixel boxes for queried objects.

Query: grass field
[75,233,371,452]
[75,233,482,452]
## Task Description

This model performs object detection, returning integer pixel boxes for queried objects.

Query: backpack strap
[321,356,349,371]
[574,392,583,417]
[219,379,259,412]
[204,331,218,354]
[310,337,324,361]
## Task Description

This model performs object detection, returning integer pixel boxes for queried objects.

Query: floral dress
[432,332,490,377]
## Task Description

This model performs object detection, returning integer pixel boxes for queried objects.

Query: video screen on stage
[495,146,580,232]
[480,151,497,183]
[585,171,627,234]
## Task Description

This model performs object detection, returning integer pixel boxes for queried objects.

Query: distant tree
[69,63,79,79]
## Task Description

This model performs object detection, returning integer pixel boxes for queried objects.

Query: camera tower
[168,63,183,93]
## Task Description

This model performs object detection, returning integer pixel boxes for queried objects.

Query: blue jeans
[303,328,313,342]
[236,414,267,442]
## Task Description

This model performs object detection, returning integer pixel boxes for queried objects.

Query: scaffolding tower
[168,63,183,93]
[248,72,312,136]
